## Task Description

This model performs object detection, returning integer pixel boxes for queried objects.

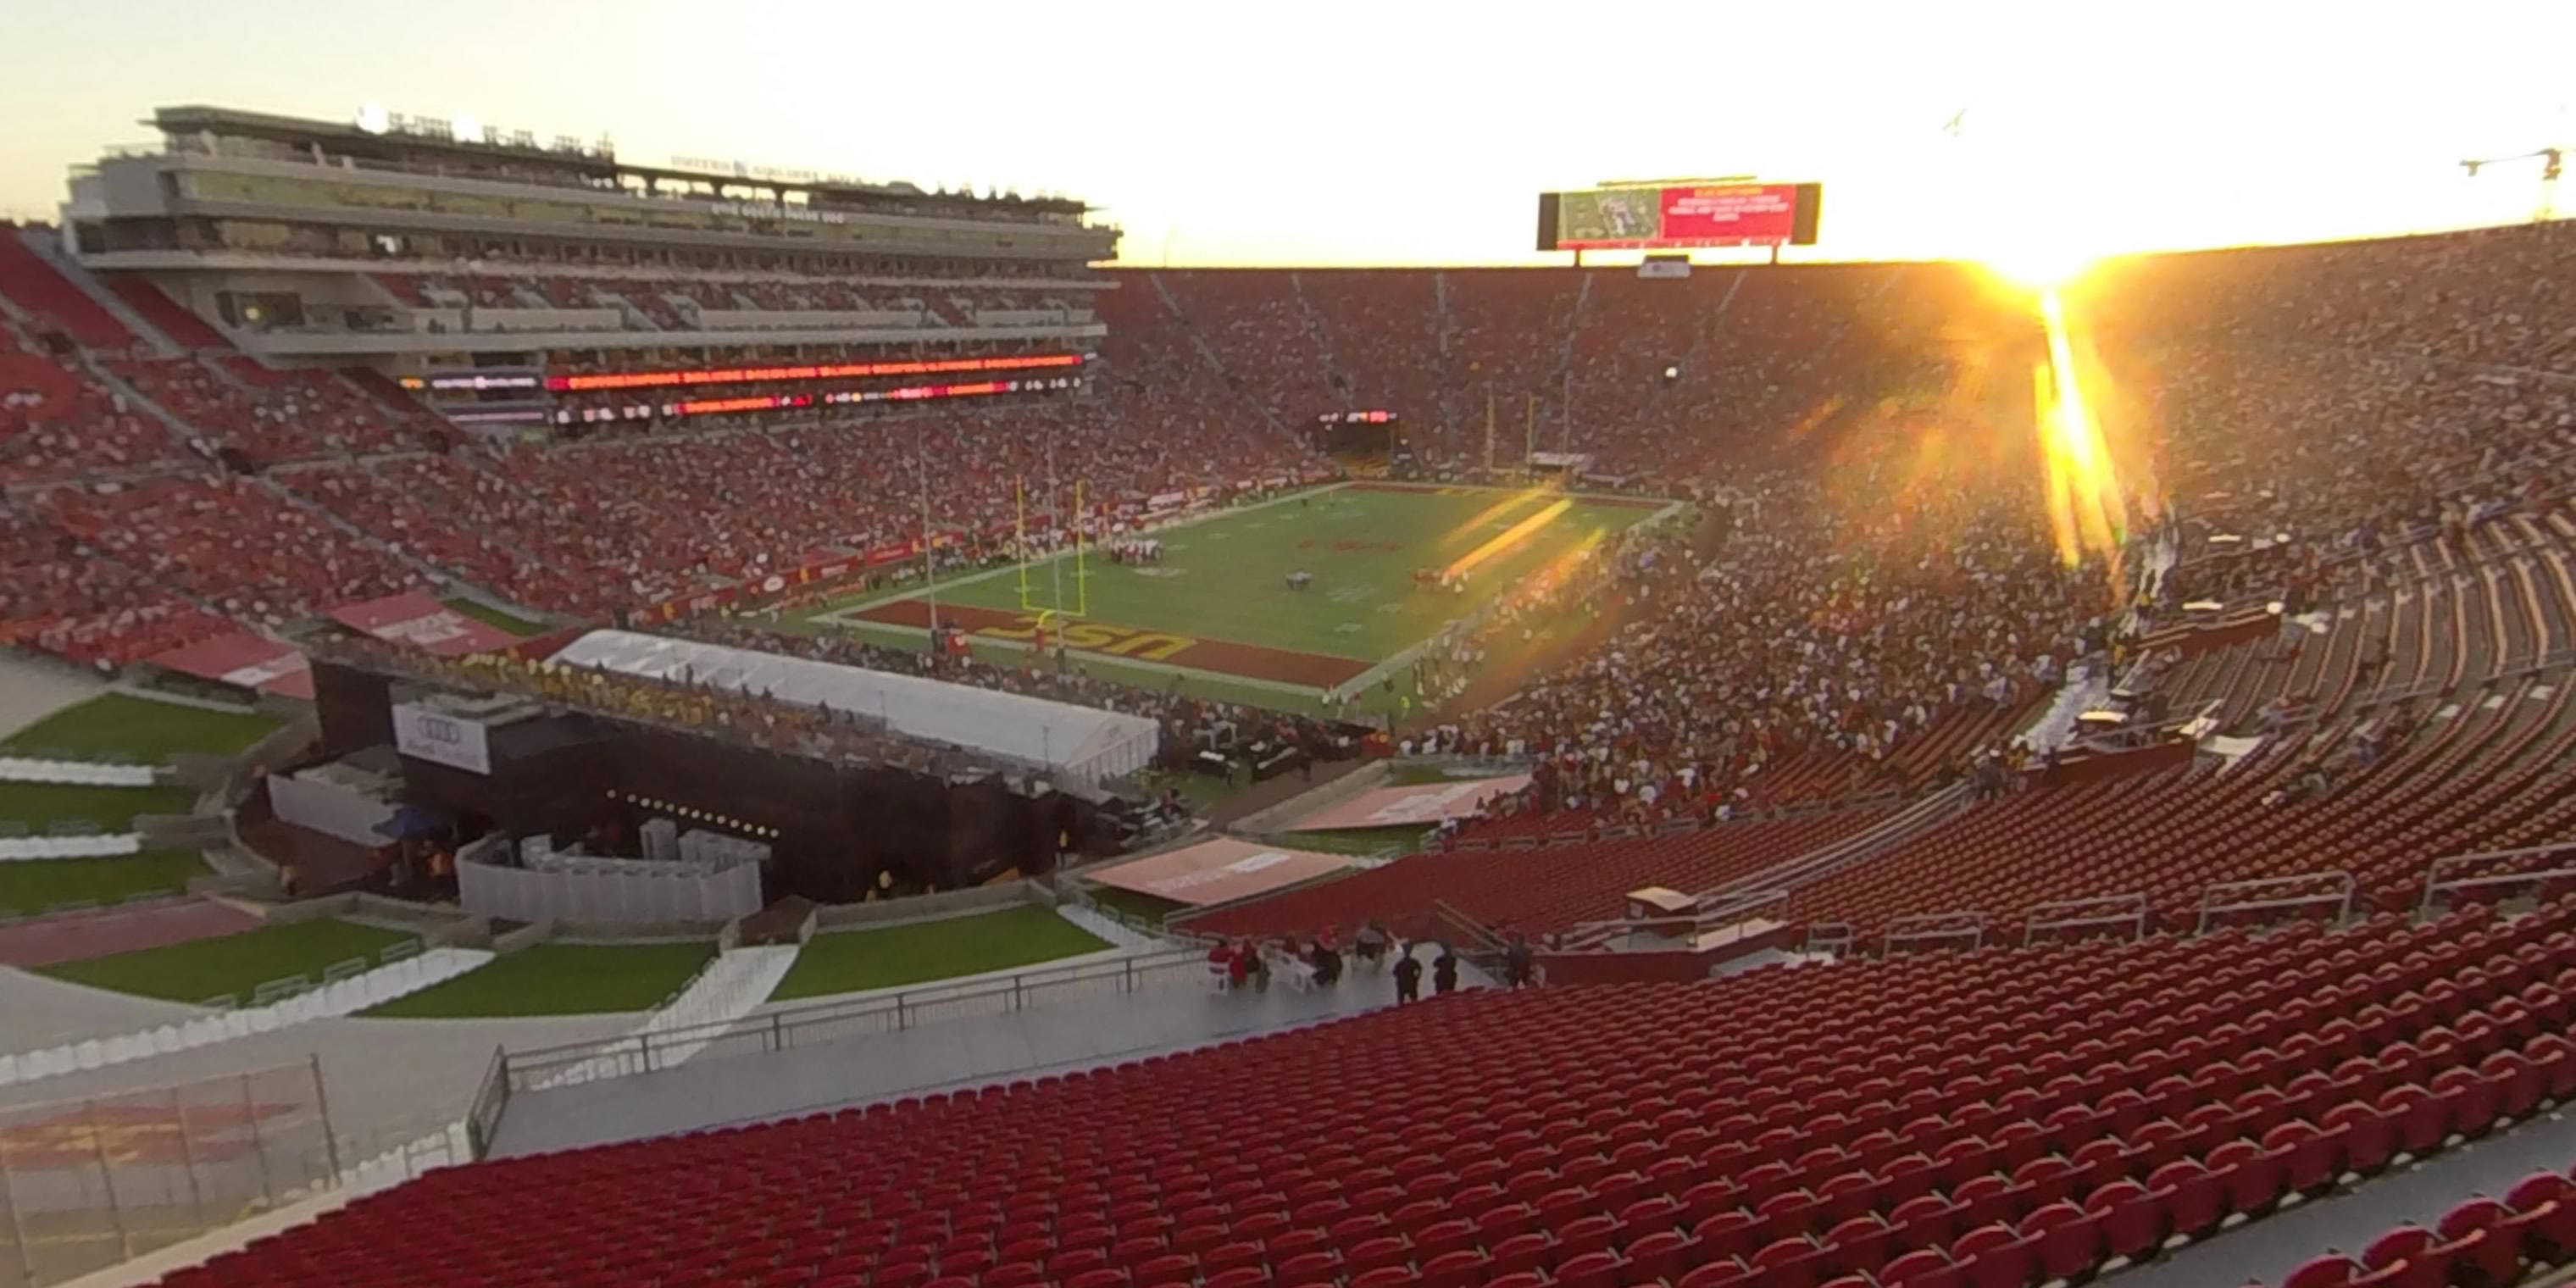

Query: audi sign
[393,703,494,774]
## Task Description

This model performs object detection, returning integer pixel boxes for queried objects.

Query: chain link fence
[0,1062,338,1288]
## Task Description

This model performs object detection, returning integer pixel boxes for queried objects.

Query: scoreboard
[1538,181,1823,252]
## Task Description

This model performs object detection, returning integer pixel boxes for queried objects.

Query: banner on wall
[391,702,493,775]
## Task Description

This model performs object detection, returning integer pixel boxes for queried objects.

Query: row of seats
[1788,667,2576,942]
[1184,807,1885,944]
[150,901,2576,1288]
[2282,1168,2576,1287]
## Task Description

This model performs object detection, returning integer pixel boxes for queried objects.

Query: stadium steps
[4,226,175,353]
[74,351,226,456]
[260,476,486,592]
[106,276,233,350]
[1148,273,1291,432]
[1285,272,1346,398]
[1707,784,1976,906]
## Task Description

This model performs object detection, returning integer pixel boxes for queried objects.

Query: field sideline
[792,482,1674,705]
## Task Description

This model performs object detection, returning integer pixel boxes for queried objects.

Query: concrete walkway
[0,1012,635,1163]
[2124,1107,2576,1287]
[492,959,1494,1158]
[0,655,103,743]
[0,968,205,1054]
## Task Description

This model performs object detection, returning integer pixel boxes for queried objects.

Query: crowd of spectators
[0,330,188,484]
[0,223,2570,754]
[1432,442,2110,820]
[35,474,423,635]
[0,497,227,664]
[101,354,435,464]
[1840,230,2573,639]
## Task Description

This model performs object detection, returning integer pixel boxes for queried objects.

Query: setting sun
[1981,244,2100,290]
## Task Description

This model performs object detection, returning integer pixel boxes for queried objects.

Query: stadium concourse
[0,207,2572,1288]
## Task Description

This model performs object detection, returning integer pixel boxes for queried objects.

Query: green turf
[799,486,1661,699]
[442,597,547,637]
[1388,763,1470,786]
[769,903,1109,1002]
[3,693,279,761]
[827,619,1434,718]
[1082,883,1187,928]
[40,919,413,1002]
[1270,826,1433,858]
[0,851,208,917]
[363,941,716,1017]
[0,781,197,831]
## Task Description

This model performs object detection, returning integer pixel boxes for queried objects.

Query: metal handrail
[464,1043,510,1159]
[1428,898,1505,952]
[2420,841,2576,918]
[1803,922,1857,956]
[2198,871,2356,933]
[499,947,1209,1092]
[1883,911,1987,955]
[2020,892,2150,947]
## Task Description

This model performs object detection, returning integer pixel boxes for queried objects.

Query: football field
[804,482,1674,705]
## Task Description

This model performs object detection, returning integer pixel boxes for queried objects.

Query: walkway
[1206,756,1374,829]
[0,1012,636,1164]
[0,969,203,1054]
[0,655,103,743]
[492,961,1494,1158]
[2124,1108,2576,1288]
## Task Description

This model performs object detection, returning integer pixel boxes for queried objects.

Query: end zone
[849,599,1373,691]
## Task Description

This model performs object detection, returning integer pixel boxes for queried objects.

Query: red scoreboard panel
[1537,182,1822,251]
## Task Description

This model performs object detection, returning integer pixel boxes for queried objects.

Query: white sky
[1,0,2568,265]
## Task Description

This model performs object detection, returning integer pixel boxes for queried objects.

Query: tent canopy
[547,630,1159,783]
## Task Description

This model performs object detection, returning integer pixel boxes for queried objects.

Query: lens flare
[2031,286,2129,572]
[1446,498,1574,579]
[1984,246,2097,290]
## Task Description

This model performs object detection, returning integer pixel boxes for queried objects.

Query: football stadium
[0,15,2572,1288]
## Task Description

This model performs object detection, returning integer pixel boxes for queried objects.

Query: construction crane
[2460,147,2564,221]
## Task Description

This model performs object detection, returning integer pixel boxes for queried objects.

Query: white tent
[547,630,1159,784]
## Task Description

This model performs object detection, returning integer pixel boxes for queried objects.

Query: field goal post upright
[1074,479,1091,618]
[1015,475,1033,612]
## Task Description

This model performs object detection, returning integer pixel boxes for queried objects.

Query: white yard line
[814,484,1682,700]
[822,481,1352,618]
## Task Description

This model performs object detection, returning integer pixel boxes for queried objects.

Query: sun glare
[1982,243,2098,290]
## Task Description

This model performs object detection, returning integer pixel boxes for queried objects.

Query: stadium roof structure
[546,630,1158,784]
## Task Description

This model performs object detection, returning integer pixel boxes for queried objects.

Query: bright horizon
[2,0,2568,268]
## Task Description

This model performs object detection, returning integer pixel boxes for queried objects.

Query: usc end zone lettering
[977,614,1198,662]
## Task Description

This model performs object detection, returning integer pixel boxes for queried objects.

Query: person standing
[1432,943,1459,996]
[1393,944,1422,1003]
[1503,931,1536,990]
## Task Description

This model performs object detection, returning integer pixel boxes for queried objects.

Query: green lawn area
[40,919,413,1002]
[791,484,1663,712]
[1274,826,1433,858]
[1082,883,1186,928]
[442,597,548,637]
[0,781,197,830]
[0,851,208,916]
[1388,763,1469,786]
[3,693,279,761]
[769,903,1108,1002]
[364,941,716,1018]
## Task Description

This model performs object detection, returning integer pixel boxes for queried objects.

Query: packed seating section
[3,219,2572,1286]
[153,900,2576,1288]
